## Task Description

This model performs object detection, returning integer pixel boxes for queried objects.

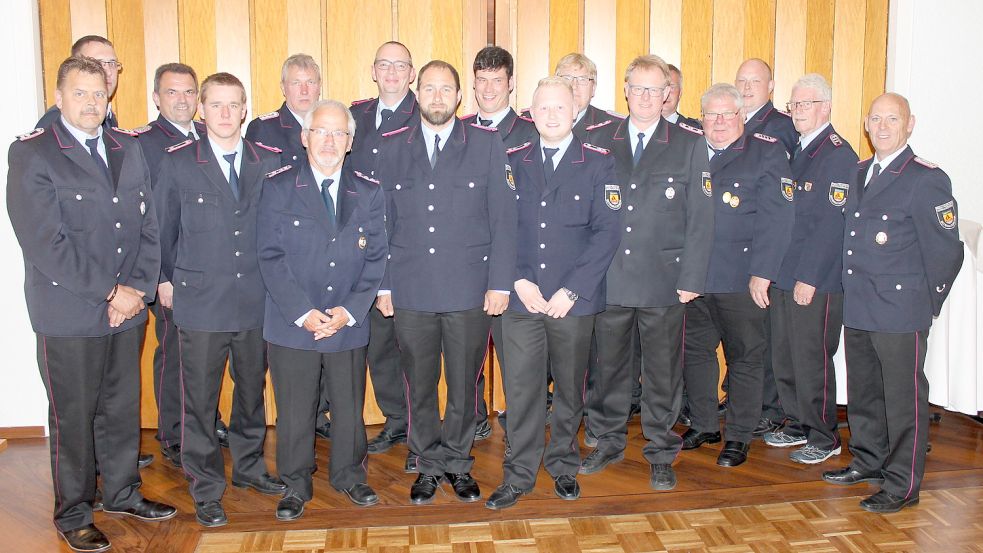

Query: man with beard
[375,60,516,505]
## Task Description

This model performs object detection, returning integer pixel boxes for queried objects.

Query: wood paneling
[744,0,776,69]
[323,0,391,105]
[142,0,180,120]
[805,0,835,80]
[860,0,889,158]
[38,0,72,107]
[650,0,682,67]
[107,0,148,129]
[711,0,744,85]
[549,0,583,75]
[613,0,649,114]
[773,0,807,115]
[831,0,866,163]
[178,0,217,79]
[0,426,46,439]
[679,0,713,119]
[249,0,287,116]
[583,0,617,110]
[514,0,550,110]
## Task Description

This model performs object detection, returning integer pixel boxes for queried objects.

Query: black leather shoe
[752,417,782,437]
[59,524,111,552]
[650,463,677,490]
[579,448,625,474]
[194,500,228,527]
[485,483,527,510]
[342,482,379,506]
[410,474,442,504]
[315,420,331,440]
[404,452,419,473]
[160,444,182,468]
[860,489,919,513]
[474,419,492,441]
[626,403,641,422]
[553,475,580,500]
[216,420,229,449]
[717,441,750,467]
[367,426,407,454]
[138,454,154,469]
[275,494,305,521]
[717,396,728,417]
[676,406,692,427]
[104,498,177,521]
[233,473,287,495]
[822,466,885,485]
[445,472,481,502]
[681,428,722,450]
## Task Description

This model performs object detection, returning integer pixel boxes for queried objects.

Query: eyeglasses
[702,111,740,121]
[626,85,665,97]
[559,74,594,86]
[307,128,350,139]
[97,59,122,72]
[374,59,412,73]
[786,99,827,112]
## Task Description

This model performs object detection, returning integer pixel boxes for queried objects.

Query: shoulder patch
[585,119,613,131]
[678,122,704,135]
[258,111,279,121]
[265,165,292,178]
[754,132,777,143]
[165,139,193,153]
[506,141,532,155]
[354,170,380,185]
[350,97,374,106]
[935,200,956,229]
[16,128,44,141]
[254,141,283,153]
[829,133,842,147]
[111,126,139,137]
[914,156,938,169]
[133,125,153,134]
[517,115,534,123]
[604,185,622,210]
[381,126,409,138]
[470,122,498,132]
[606,109,627,119]
[583,143,610,155]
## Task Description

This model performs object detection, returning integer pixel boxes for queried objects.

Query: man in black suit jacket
[245,54,321,164]
[7,56,175,553]
[663,64,702,129]
[154,73,284,528]
[552,53,625,144]
[735,58,797,155]
[36,35,122,131]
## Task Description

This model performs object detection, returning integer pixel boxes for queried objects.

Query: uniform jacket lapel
[336,167,358,230]
[633,117,671,176]
[52,121,111,186]
[545,137,586,198]
[791,125,832,175]
[521,138,547,196]
[238,141,262,202]
[861,145,913,204]
[195,136,238,202]
[297,163,336,235]
[103,130,125,191]
[711,134,747,173]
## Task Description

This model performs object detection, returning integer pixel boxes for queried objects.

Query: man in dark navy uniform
[663,64,702,129]
[258,100,388,520]
[735,58,796,155]
[462,45,538,440]
[823,93,963,513]
[764,74,857,465]
[154,73,285,527]
[374,60,517,505]
[37,36,121,131]
[245,54,321,165]
[8,56,176,553]
[348,41,420,461]
[680,83,794,468]
[581,56,713,490]
[485,77,620,510]
[552,53,625,144]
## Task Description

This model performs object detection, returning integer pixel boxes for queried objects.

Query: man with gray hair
[258,99,388,519]
[663,64,702,129]
[246,53,322,164]
[680,83,794,468]
[764,74,857,464]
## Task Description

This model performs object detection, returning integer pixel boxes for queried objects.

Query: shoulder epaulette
[606,110,627,119]
[914,156,938,169]
[354,170,380,184]
[258,111,279,121]
[583,143,610,155]
[350,97,374,106]
[754,132,777,143]
[506,142,532,155]
[111,126,138,137]
[776,109,791,117]
[585,119,613,131]
[470,122,498,132]
[265,165,292,178]
[678,122,704,135]
[519,107,531,117]
[381,126,409,138]
[858,158,869,165]
[517,115,534,123]
[16,128,44,141]
[829,133,842,147]
[461,113,476,120]
[133,125,153,134]
[165,139,193,153]
[254,142,282,153]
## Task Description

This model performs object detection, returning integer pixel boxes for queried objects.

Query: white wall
[887,0,983,225]
[0,0,49,431]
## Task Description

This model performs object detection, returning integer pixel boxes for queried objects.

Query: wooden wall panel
[249,0,288,116]
[710,0,744,85]
[549,0,583,74]
[323,0,391,105]
[107,0,148,129]
[461,0,490,115]
[773,0,807,116]
[142,0,180,121]
[38,0,72,107]
[650,0,682,67]
[583,0,617,111]
[70,0,107,41]
[613,0,649,114]
[831,0,865,164]
[178,0,217,79]
[805,0,834,80]
[743,0,776,69]
[286,0,324,72]
[514,0,549,110]
[860,0,888,159]
[679,0,713,119]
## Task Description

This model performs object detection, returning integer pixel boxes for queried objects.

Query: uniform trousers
[844,327,929,499]
[586,319,642,439]
[37,326,145,532]
[396,307,490,475]
[770,289,842,449]
[362,306,407,432]
[590,305,685,464]
[179,327,269,502]
[683,293,767,443]
[501,311,594,490]
[151,303,182,447]
[269,344,368,497]
[760,312,786,422]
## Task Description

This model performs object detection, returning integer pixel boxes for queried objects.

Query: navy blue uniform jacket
[136,115,207,178]
[244,102,305,164]
[348,92,420,176]
[744,101,797,155]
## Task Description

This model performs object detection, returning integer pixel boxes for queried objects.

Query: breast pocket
[452,175,488,216]
[386,179,418,221]
[279,212,318,254]
[560,188,591,227]
[57,185,96,232]
[182,190,219,233]
[652,176,685,213]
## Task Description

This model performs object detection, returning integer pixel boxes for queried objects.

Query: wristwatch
[561,287,578,302]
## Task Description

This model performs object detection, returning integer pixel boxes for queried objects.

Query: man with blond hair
[552,53,624,144]
[246,53,322,164]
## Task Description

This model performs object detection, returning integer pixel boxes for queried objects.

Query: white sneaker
[763,430,807,448]
[790,444,841,464]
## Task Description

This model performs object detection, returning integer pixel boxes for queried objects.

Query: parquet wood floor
[1,408,981,553]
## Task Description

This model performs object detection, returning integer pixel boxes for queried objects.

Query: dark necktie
[543,147,559,182]
[792,141,803,160]
[478,117,493,127]
[321,178,336,228]
[866,163,881,188]
[430,134,441,169]
[380,108,394,129]
[223,152,239,200]
[633,132,645,167]
[85,137,111,183]
[187,131,196,141]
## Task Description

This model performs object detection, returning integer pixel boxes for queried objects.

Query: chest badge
[781,178,795,201]
[722,191,732,204]
[505,164,515,191]
[804,181,813,192]
[729,195,741,208]
[875,231,888,245]
[604,184,622,210]
[702,172,712,197]
[358,235,367,249]
[139,201,146,215]
[665,186,675,200]
[829,182,849,206]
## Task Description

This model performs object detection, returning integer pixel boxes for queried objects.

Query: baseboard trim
[0,426,45,439]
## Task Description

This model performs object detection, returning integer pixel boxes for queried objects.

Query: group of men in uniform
[6,31,964,553]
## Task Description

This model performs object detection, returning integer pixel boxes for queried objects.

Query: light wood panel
[678,0,713,118]
[805,0,835,80]
[744,0,776,68]
[831,0,866,163]
[549,0,583,75]
[773,0,807,115]
[613,0,649,114]
[860,0,888,158]
[38,0,72,108]
[248,0,287,117]
[649,0,682,67]
[142,0,180,120]
[583,0,617,110]
[711,0,745,85]
[106,0,148,129]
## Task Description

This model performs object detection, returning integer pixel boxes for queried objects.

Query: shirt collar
[574,107,588,126]
[60,115,103,142]
[873,145,907,170]
[311,164,341,191]
[541,132,574,164]
[287,107,304,126]
[665,111,680,124]
[745,103,765,122]
[379,94,408,115]
[420,121,455,152]
[798,121,830,152]
[209,137,244,172]
[164,116,198,139]
[477,106,511,128]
